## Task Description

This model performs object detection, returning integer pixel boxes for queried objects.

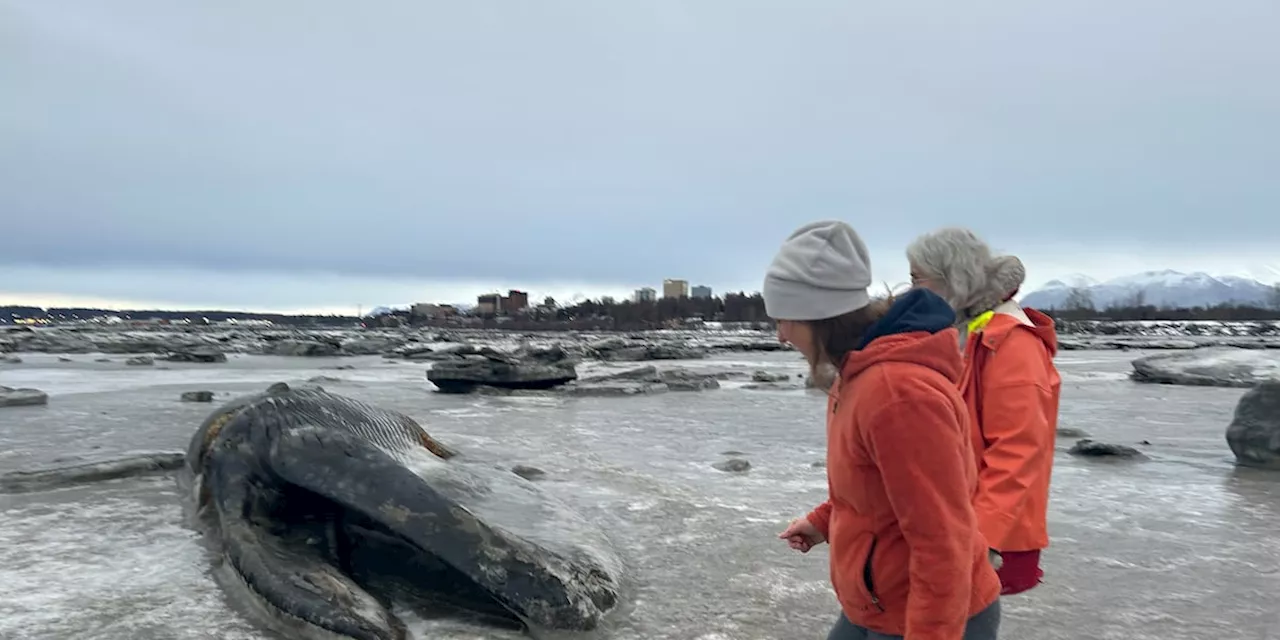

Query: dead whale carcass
[178,382,622,640]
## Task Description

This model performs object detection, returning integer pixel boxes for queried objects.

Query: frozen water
[2,351,1278,639]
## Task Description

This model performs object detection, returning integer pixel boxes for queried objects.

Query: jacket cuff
[806,502,833,539]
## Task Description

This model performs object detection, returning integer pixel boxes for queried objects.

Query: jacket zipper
[863,536,885,612]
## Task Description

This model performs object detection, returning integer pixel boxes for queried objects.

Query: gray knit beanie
[762,220,873,321]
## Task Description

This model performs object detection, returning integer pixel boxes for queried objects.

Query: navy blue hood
[856,287,957,350]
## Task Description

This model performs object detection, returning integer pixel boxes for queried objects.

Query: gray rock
[1057,426,1090,438]
[713,458,752,473]
[564,381,670,396]
[408,344,487,361]
[512,465,547,481]
[340,336,406,356]
[657,369,720,391]
[732,341,790,352]
[0,385,49,407]
[392,344,437,359]
[574,365,719,393]
[1068,439,1145,459]
[1,356,21,364]
[166,347,227,363]
[125,355,154,366]
[181,391,216,402]
[751,370,789,383]
[427,347,578,393]
[588,339,708,362]
[1225,381,1280,470]
[1131,347,1280,388]
[580,365,660,382]
[264,338,342,357]
[742,381,802,391]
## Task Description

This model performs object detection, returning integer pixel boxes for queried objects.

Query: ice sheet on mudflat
[1131,347,1280,387]
[0,353,424,397]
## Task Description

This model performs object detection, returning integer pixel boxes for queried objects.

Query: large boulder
[0,385,49,407]
[1130,347,1280,388]
[427,345,578,393]
[1225,381,1280,470]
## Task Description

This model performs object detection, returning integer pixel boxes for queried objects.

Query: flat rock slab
[0,386,49,407]
[166,347,227,363]
[1130,347,1280,388]
[713,458,751,473]
[576,365,720,392]
[1226,381,1280,470]
[564,381,670,397]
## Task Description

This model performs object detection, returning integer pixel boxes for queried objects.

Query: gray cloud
[2,0,1278,307]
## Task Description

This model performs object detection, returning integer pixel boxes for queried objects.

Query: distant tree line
[1,306,359,327]
[1039,285,1280,322]
[405,292,772,331]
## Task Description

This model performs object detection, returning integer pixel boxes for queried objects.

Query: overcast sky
[3,1,1278,313]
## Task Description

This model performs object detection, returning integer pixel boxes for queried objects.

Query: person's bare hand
[778,517,826,553]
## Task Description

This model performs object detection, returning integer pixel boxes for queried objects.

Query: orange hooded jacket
[960,301,1061,552]
[806,289,1000,640]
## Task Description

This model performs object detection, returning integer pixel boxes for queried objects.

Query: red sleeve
[863,395,974,640]
[806,501,833,539]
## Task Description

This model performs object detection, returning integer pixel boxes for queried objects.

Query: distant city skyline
[5,262,1279,316]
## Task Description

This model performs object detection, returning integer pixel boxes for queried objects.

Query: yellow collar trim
[967,310,995,335]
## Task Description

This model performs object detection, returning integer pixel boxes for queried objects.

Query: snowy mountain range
[1020,270,1279,310]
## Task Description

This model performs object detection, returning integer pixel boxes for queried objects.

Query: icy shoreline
[4,319,1279,359]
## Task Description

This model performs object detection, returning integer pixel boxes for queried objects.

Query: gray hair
[906,228,1026,320]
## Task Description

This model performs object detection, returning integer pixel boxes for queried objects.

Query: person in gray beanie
[767,220,1002,640]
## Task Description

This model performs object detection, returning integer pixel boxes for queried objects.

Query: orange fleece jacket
[807,326,1000,639]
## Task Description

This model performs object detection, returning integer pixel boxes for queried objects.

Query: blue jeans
[827,599,1000,640]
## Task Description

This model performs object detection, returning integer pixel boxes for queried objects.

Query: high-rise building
[691,285,712,299]
[503,289,529,314]
[476,293,502,315]
[634,287,657,302]
[663,279,689,299]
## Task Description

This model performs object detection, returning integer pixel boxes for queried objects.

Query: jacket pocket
[858,534,886,612]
